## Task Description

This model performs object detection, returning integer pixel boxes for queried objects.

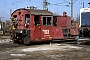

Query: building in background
[0,20,11,34]
[3,20,11,34]
[0,21,3,34]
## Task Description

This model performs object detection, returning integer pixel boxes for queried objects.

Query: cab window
[42,16,52,26]
[53,17,57,26]
[25,14,30,23]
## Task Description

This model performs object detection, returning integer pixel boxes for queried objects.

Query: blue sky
[0,0,90,21]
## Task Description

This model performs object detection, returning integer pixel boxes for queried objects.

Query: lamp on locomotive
[10,17,16,30]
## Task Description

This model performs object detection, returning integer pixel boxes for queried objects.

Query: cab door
[34,15,41,41]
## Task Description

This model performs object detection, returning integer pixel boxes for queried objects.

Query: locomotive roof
[28,9,53,15]
[11,8,53,16]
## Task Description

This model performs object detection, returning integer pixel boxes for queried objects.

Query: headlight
[20,31,22,33]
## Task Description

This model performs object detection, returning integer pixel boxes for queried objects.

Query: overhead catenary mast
[71,0,73,20]
[43,0,50,10]
[88,2,90,8]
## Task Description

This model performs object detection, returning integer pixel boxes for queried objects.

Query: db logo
[43,30,49,34]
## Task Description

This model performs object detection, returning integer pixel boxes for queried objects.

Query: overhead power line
[74,0,78,3]
[51,2,70,5]
[63,0,70,3]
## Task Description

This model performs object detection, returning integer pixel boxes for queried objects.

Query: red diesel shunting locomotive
[10,7,78,45]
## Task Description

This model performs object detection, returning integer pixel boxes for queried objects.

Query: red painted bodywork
[11,9,31,30]
[34,26,41,41]
[70,28,79,35]
[11,8,60,43]
[70,22,79,36]
[54,15,78,37]
[53,27,64,39]
[30,14,35,41]
[34,16,53,41]
[41,26,53,40]
[57,16,71,28]
[75,22,79,28]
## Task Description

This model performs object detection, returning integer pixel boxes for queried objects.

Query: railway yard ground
[0,35,90,60]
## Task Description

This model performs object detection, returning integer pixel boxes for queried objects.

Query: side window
[43,16,52,26]
[13,15,17,18]
[53,17,57,26]
[47,17,51,25]
[13,15,17,21]
[25,14,30,23]
[34,15,40,26]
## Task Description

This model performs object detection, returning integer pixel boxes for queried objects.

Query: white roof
[80,8,90,13]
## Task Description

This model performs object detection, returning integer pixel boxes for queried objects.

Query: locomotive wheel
[23,36,30,45]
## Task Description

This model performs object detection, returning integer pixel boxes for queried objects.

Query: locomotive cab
[10,8,54,45]
[32,9,55,42]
